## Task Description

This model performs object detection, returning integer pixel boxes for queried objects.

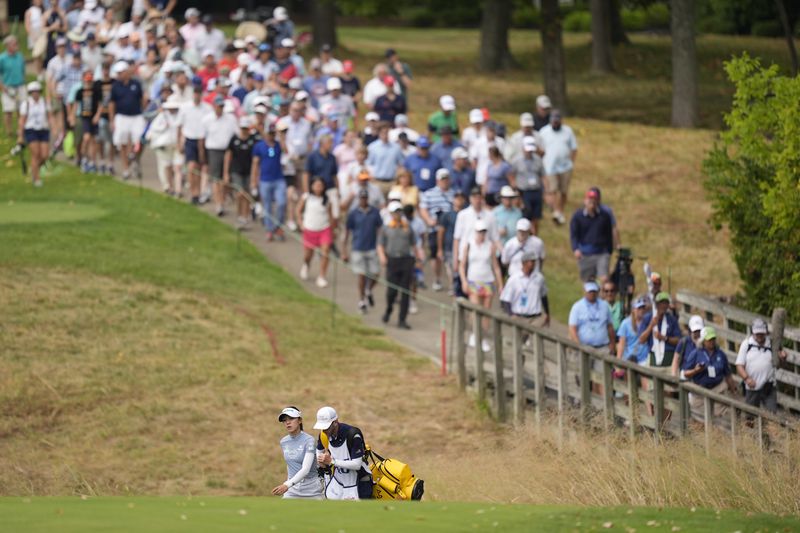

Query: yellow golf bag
[365,446,425,501]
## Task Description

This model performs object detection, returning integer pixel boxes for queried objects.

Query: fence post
[603,359,614,430]
[492,320,506,422]
[703,396,713,456]
[730,407,737,455]
[771,308,786,368]
[557,341,568,440]
[678,385,689,436]
[456,302,466,390]
[512,325,524,425]
[579,350,591,424]
[474,310,486,402]
[534,332,545,429]
[627,367,639,439]
[653,376,665,435]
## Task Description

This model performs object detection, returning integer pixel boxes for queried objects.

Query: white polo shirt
[735,335,775,391]
[201,111,237,150]
[453,206,499,253]
[500,271,548,316]
[501,235,545,277]
[177,100,213,140]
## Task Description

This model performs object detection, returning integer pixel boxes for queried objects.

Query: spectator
[196,14,226,60]
[493,186,523,247]
[45,36,69,144]
[378,201,417,330]
[81,32,102,73]
[437,191,465,293]
[252,123,287,240]
[568,281,616,393]
[637,292,681,369]
[297,177,333,288]
[736,318,788,414]
[430,125,462,172]
[176,78,212,204]
[643,263,664,313]
[616,296,649,365]
[361,111,379,145]
[25,0,47,73]
[419,168,455,291]
[72,71,101,173]
[511,136,545,234]
[404,136,441,193]
[179,8,204,53]
[344,189,383,313]
[539,109,577,225]
[303,133,338,192]
[362,63,398,108]
[501,218,545,278]
[500,252,550,328]
[271,406,323,500]
[342,168,384,213]
[684,327,738,419]
[589,186,621,252]
[17,81,51,187]
[427,94,458,142]
[373,76,406,123]
[460,219,504,352]
[396,131,415,157]
[390,167,419,208]
[471,120,505,189]
[672,314,705,378]
[483,146,515,207]
[318,44,343,76]
[385,48,413,101]
[282,101,313,230]
[313,113,346,150]
[366,124,404,196]
[339,60,361,118]
[570,188,614,282]
[196,50,218,91]
[303,58,328,109]
[533,94,551,131]
[109,61,146,180]
[388,113,419,144]
[319,77,355,126]
[146,95,180,194]
[271,7,295,49]
[203,95,238,216]
[449,146,476,196]
[460,108,485,153]
[452,186,498,276]
[505,112,542,164]
[224,115,257,226]
[332,129,359,192]
[602,281,623,331]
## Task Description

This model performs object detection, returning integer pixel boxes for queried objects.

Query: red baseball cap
[343,60,354,73]
[586,189,599,199]
[383,75,395,86]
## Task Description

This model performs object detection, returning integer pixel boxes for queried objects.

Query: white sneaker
[556,212,566,225]
[33,179,43,188]
[432,281,443,292]
[409,301,419,314]
[299,263,309,280]
[286,220,298,232]
[316,276,328,288]
[468,333,476,348]
[481,339,491,352]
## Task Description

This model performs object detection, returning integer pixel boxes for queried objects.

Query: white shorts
[2,86,25,113]
[113,114,146,147]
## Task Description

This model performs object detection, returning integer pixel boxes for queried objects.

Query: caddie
[314,406,372,500]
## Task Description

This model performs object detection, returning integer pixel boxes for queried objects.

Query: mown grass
[1,497,797,533]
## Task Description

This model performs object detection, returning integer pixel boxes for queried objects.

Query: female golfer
[17,81,51,187]
[272,406,324,499]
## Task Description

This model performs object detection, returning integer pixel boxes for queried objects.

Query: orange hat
[358,169,371,181]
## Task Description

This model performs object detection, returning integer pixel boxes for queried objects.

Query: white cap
[163,96,181,109]
[520,112,534,127]
[252,95,270,107]
[238,116,252,129]
[237,53,252,67]
[435,168,450,181]
[751,318,768,335]
[112,61,129,74]
[294,90,309,101]
[387,190,403,201]
[451,146,469,160]
[116,26,130,39]
[474,219,488,232]
[281,37,295,48]
[278,406,301,421]
[522,136,537,152]
[326,77,342,91]
[688,315,705,333]
[536,94,552,109]
[223,100,235,114]
[233,39,246,49]
[84,0,97,9]
[273,6,289,21]
[184,7,200,19]
[365,111,379,122]
[202,48,216,58]
[500,185,517,198]
[440,94,456,111]
[516,218,531,232]
[388,201,404,213]
[254,104,268,114]
[394,113,408,126]
[313,406,337,430]
[469,108,484,124]
[245,35,258,45]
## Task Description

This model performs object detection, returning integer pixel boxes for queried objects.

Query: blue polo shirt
[617,316,649,364]
[431,139,462,171]
[684,346,730,388]
[110,78,143,116]
[637,312,681,352]
[367,140,404,181]
[346,206,383,252]
[569,207,614,255]
[450,166,476,196]
[305,150,338,189]
[568,297,612,347]
[0,51,25,87]
[253,140,283,182]
[404,152,441,192]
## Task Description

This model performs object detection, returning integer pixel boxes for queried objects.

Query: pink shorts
[303,226,333,249]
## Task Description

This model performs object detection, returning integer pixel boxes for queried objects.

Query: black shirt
[94,78,114,118]
[340,76,361,98]
[76,86,102,118]
[227,134,257,176]
[533,112,550,131]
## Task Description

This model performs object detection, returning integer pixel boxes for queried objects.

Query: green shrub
[621,8,647,32]
[563,10,591,32]
[750,20,783,37]
[512,4,540,28]
[645,3,671,29]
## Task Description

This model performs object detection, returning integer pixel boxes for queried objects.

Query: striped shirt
[419,186,454,228]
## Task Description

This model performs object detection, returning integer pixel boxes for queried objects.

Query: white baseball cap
[536,94,552,109]
[233,38,246,49]
[688,315,705,333]
[500,185,517,198]
[365,111,379,122]
[26,81,43,92]
[435,168,450,181]
[469,108,484,124]
[280,37,295,48]
[254,104,269,114]
[751,318,768,335]
[202,48,216,58]
[273,6,289,21]
[237,52,252,67]
[523,136,537,152]
[294,90,309,101]
[474,219,489,232]
[288,77,303,90]
[394,113,408,126]
[451,146,469,160]
[440,94,456,111]
[278,406,301,421]
[326,77,342,91]
[116,26,130,39]
[516,218,531,232]
[112,61,129,74]
[387,190,403,201]
[388,200,404,213]
[313,406,337,430]
[520,112,534,127]
[184,7,200,19]
[163,96,181,110]
[238,116,252,128]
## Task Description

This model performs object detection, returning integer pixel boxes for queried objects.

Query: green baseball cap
[702,326,717,342]
[655,291,671,304]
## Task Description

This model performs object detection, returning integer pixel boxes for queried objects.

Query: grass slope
[1,497,797,533]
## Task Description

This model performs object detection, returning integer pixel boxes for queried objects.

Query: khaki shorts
[1,86,25,113]
[545,169,572,195]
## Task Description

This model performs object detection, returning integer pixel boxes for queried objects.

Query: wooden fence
[676,290,800,413]
[453,298,797,456]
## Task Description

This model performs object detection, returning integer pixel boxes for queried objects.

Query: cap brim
[313,420,333,430]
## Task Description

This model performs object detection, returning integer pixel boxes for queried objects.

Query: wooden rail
[453,298,797,455]
[676,290,800,413]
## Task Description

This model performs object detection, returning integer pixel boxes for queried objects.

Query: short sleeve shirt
[568,297,612,347]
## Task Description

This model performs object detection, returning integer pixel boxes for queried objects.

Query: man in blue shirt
[109,61,146,180]
[367,124,404,195]
[568,280,615,395]
[569,188,614,282]
[637,292,681,369]
[343,190,383,313]
[430,126,462,172]
[419,168,455,291]
[304,134,338,192]
[449,147,476,196]
[683,326,738,420]
[0,35,26,136]
[404,136,441,193]
[252,124,285,241]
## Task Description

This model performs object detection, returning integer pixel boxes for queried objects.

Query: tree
[590,0,614,73]
[671,0,698,127]
[479,0,515,71]
[774,0,799,76]
[609,0,630,45]
[540,0,569,111]
[703,55,800,321]
[310,0,337,49]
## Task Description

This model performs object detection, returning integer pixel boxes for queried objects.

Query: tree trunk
[609,0,630,45]
[774,0,799,76]
[670,0,698,127]
[591,0,614,73]
[310,0,337,49]
[540,0,569,112]
[479,0,516,71]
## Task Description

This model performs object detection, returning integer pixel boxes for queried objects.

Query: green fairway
[0,201,109,224]
[1,497,795,533]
